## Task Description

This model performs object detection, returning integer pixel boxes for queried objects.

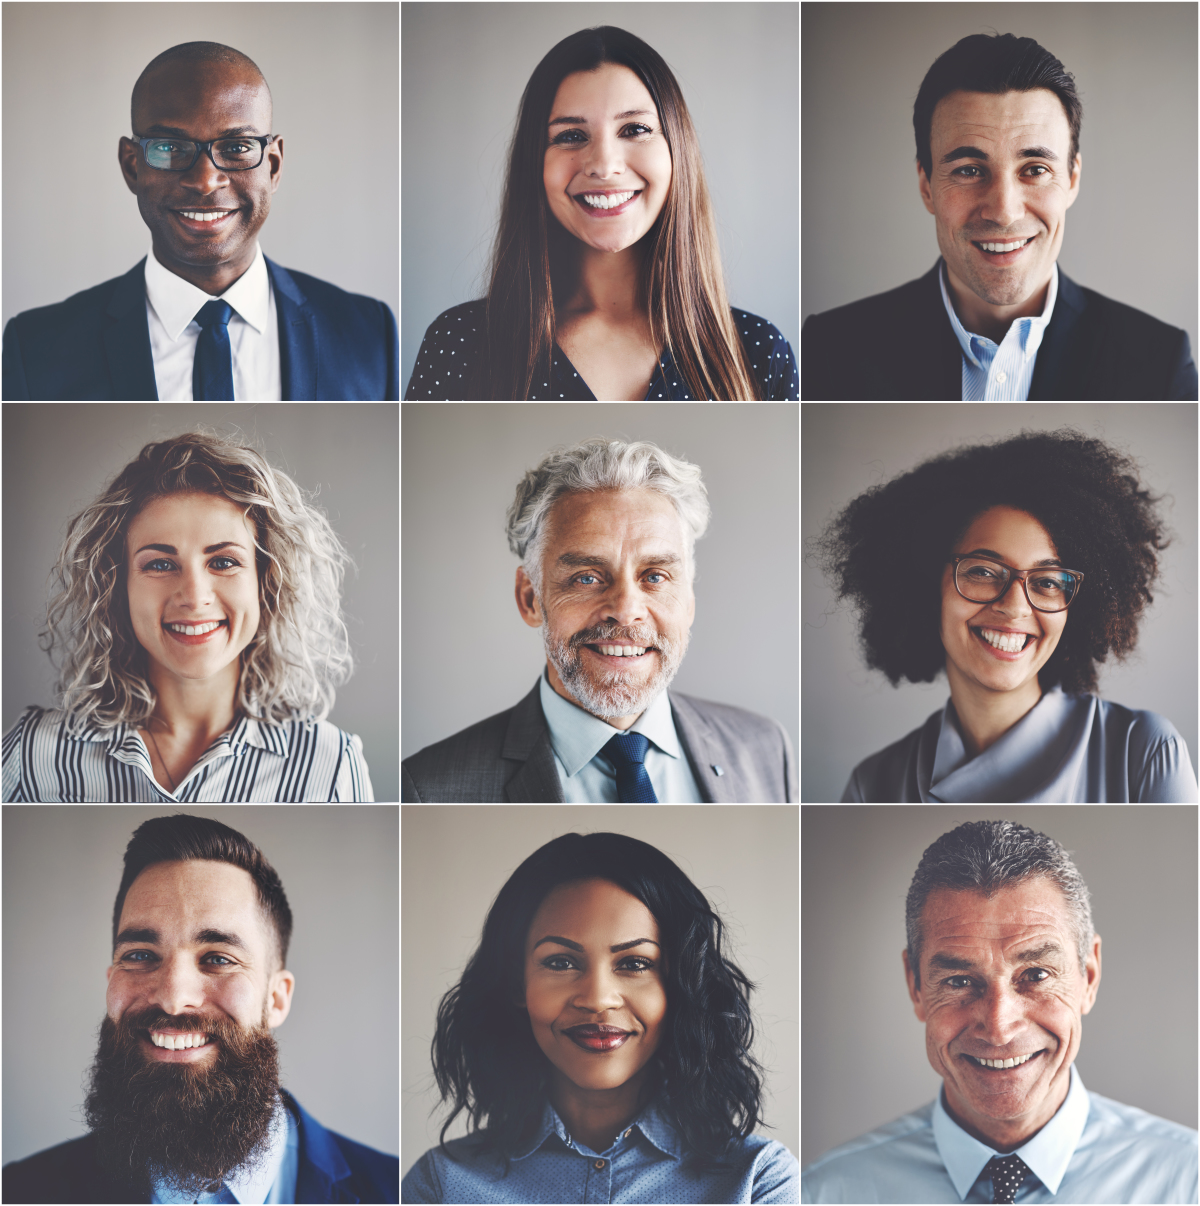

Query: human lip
[572,189,642,217]
[970,234,1036,264]
[172,207,240,232]
[961,1048,1045,1072]
[971,625,1038,659]
[163,618,228,645]
[563,1024,634,1052]
[141,1029,218,1061]
[583,643,657,668]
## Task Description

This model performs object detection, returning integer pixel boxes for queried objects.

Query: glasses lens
[212,138,263,169]
[956,558,1009,601]
[1027,570,1077,610]
[956,559,1076,610]
[144,138,198,169]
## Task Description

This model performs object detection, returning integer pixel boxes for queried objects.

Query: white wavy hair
[505,438,711,597]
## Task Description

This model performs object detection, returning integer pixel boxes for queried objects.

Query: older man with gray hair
[401,437,795,802]
[802,820,1198,1204]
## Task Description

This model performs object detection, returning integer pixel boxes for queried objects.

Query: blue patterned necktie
[192,299,235,400]
[986,1153,1031,1203]
[602,732,659,802]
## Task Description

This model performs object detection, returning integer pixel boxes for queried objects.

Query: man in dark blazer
[802,33,1197,402]
[402,437,796,803]
[2,40,397,401]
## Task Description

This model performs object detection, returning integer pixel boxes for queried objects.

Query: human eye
[644,571,667,584]
[951,165,983,178]
[552,128,586,144]
[203,953,235,966]
[1023,967,1051,983]
[572,573,600,586]
[619,956,655,973]
[1026,164,1050,177]
[210,556,240,570]
[944,975,975,989]
[121,949,154,962]
[623,123,653,137]
[965,563,999,580]
[541,954,578,970]
[144,558,176,572]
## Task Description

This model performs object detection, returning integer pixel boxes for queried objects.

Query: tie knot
[986,1152,1031,1203]
[603,732,650,766]
[195,299,233,328]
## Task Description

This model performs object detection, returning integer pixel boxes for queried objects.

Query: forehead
[135,62,269,134]
[955,506,1058,559]
[546,488,684,552]
[527,877,659,945]
[126,492,254,546]
[931,88,1070,154]
[920,879,1072,953]
[551,62,657,119]
[119,859,266,942]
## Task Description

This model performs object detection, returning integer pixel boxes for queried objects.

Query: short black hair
[111,814,292,970]
[913,33,1082,182]
[131,42,271,132]
[814,428,1168,696]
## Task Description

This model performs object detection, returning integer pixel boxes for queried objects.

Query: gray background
[401,1,799,393]
[802,2,1198,358]
[2,403,400,803]
[401,804,798,1173]
[401,402,799,762]
[802,403,1198,804]
[3,804,399,1162]
[801,804,1198,1170]
[2,1,399,328]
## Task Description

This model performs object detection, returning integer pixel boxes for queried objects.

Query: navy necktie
[192,299,235,400]
[602,732,659,802]
[986,1153,1031,1203]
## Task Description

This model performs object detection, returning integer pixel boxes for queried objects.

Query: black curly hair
[430,832,765,1166]
[815,428,1169,695]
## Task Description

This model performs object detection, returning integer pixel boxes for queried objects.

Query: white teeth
[595,645,648,657]
[579,190,636,209]
[977,628,1031,653]
[166,620,224,636]
[180,211,232,222]
[978,238,1031,253]
[975,1052,1036,1068]
[150,1031,208,1050]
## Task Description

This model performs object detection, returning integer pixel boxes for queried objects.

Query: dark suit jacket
[401,679,797,802]
[801,259,1198,400]
[0,1089,399,1204]
[2,257,399,400]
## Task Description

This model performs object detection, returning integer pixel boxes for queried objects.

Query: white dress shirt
[144,241,282,401]
[538,670,704,802]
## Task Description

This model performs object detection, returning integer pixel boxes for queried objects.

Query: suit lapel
[267,257,317,400]
[103,258,159,399]
[669,694,732,802]
[1028,265,1086,400]
[501,680,565,802]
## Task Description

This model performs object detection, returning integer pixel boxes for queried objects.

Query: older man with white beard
[401,437,795,803]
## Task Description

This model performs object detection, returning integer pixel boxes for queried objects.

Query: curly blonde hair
[42,430,355,731]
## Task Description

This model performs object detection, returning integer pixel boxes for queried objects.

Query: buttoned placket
[563,1126,636,1204]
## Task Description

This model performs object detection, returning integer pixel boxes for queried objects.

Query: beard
[83,1006,282,1199]
[543,619,688,719]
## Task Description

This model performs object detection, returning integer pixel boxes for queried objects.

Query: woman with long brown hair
[405,26,797,401]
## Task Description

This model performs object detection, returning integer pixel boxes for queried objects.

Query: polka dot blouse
[403,299,799,400]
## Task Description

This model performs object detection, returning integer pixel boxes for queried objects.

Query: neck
[545,659,644,730]
[548,1065,648,1155]
[145,659,240,743]
[942,1071,1069,1152]
[944,262,1051,344]
[558,240,647,323]
[946,661,1043,758]
[154,238,256,296]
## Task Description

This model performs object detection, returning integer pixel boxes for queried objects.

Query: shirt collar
[538,668,684,778]
[512,1099,682,1162]
[98,714,298,770]
[933,1064,1090,1200]
[938,258,1058,370]
[144,240,271,341]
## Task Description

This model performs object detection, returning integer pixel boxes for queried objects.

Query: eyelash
[541,954,655,973]
[573,572,667,586]
[121,951,234,966]
[552,123,654,145]
[944,968,1051,989]
[952,164,1049,179]
[142,556,240,573]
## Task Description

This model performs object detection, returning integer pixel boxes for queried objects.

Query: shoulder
[1084,695,1196,798]
[267,258,393,318]
[842,707,942,803]
[289,1094,399,1202]
[404,299,488,401]
[4,706,103,750]
[1085,1090,1198,1148]
[2,1131,132,1204]
[730,307,798,400]
[4,263,143,334]
[802,265,939,337]
[669,691,789,749]
[1059,269,1191,345]
[416,299,488,346]
[1081,1090,1198,1196]
[401,1133,504,1204]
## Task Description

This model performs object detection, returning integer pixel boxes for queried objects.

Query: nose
[989,574,1036,619]
[970,981,1029,1048]
[180,147,233,194]
[581,128,627,181]
[978,170,1026,234]
[145,953,208,1017]
[174,561,216,611]
[602,574,650,628]
[570,963,625,1014]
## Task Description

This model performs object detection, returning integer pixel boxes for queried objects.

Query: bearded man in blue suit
[2,41,397,401]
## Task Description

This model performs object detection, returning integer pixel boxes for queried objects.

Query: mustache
[116,1006,251,1045]
[569,624,662,650]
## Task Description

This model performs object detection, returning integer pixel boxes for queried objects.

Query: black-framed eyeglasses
[948,554,1085,613]
[132,134,276,172]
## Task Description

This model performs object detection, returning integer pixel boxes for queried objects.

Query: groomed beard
[83,1007,282,1199]
[543,619,688,719]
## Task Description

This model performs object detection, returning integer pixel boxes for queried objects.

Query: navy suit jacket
[0,1089,399,1204]
[801,259,1198,400]
[2,258,398,400]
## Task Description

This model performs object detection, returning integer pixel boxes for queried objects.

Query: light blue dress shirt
[402,1098,798,1203]
[939,260,1058,400]
[538,671,703,802]
[802,1066,1198,1203]
[151,1096,299,1204]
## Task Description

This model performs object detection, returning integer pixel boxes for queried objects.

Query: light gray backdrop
[401,1,799,393]
[402,804,798,1174]
[3,804,399,1162]
[801,804,1198,1170]
[802,403,1198,804]
[2,1,398,329]
[802,2,1198,357]
[401,402,799,762]
[2,403,400,803]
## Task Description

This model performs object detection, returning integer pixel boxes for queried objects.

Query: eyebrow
[556,551,682,570]
[114,926,249,953]
[134,542,249,556]
[532,935,660,953]
[964,548,1063,568]
[940,144,1059,165]
[928,942,1066,972]
[143,124,262,137]
[548,108,653,128]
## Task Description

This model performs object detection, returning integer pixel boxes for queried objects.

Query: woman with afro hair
[817,428,1196,802]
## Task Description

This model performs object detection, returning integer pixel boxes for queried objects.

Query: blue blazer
[0,1089,400,1203]
[2,258,398,400]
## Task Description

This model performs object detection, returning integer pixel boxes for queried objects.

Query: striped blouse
[1,707,373,802]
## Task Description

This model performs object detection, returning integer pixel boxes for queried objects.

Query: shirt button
[594,1159,606,1169]
[995,371,1007,383]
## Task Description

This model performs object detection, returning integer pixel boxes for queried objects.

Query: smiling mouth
[563,1025,633,1052]
[971,626,1035,655]
[964,1049,1044,1070]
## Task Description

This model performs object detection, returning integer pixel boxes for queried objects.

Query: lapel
[501,680,565,802]
[906,261,963,400]
[103,258,159,399]
[285,1090,358,1204]
[1028,264,1087,400]
[668,693,732,802]
[267,257,318,400]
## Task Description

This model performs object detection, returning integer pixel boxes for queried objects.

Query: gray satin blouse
[841,686,1197,803]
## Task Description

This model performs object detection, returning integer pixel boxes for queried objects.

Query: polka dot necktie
[192,299,235,400]
[986,1153,1031,1203]
[602,732,659,802]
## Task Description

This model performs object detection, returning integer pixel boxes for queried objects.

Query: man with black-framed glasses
[2,40,397,400]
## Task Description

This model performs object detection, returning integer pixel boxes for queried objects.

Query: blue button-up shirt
[939,260,1058,400]
[802,1066,1198,1203]
[402,1099,798,1203]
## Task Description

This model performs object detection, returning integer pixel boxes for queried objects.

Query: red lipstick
[563,1024,632,1052]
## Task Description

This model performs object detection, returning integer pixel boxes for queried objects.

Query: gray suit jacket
[401,680,796,802]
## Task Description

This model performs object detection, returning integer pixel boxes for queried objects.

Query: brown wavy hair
[477,25,760,401]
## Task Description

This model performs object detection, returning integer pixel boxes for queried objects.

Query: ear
[1065,149,1082,210]
[516,566,543,628]
[917,162,936,216]
[1080,932,1101,1015]
[266,968,295,1029]
[903,948,928,1022]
